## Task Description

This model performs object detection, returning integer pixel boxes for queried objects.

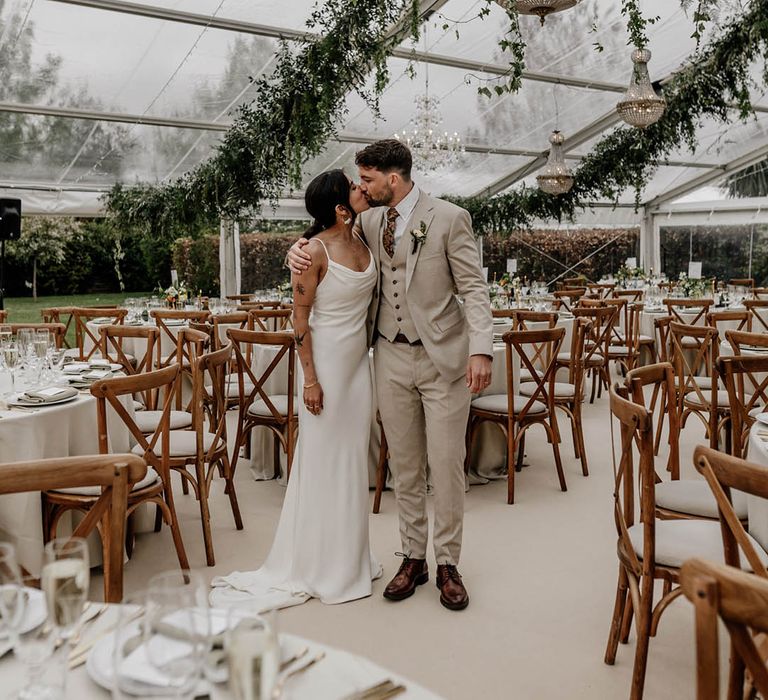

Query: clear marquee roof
[1,0,767,217]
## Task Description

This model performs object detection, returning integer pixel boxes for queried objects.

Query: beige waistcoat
[376,231,419,342]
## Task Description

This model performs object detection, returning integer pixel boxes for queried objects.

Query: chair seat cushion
[519,381,575,399]
[558,352,604,364]
[248,394,294,417]
[132,430,224,458]
[52,470,160,496]
[471,394,547,415]
[628,519,768,570]
[135,410,193,433]
[684,389,732,408]
[655,479,749,520]
[206,381,255,398]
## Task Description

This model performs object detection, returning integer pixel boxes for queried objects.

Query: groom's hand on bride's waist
[286,238,312,275]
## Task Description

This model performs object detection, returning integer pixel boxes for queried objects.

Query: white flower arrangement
[410,221,428,254]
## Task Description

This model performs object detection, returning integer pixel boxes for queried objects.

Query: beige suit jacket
[356,190,493,381]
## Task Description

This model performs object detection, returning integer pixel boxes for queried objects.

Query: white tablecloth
[0,604,443,699]
[747,423,768,553]
[0,390,132,574]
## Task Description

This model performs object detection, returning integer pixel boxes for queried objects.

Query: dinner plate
[12,393,79,407]
[86,614,296,693]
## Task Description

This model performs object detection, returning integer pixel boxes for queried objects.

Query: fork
[270,651,325,699]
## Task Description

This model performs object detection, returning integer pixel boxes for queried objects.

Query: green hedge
[172,233,297,295]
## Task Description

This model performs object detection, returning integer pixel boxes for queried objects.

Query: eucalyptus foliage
[447,1,768,234]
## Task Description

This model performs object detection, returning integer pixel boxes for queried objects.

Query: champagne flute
[3,343,20,396]
[41,538,89,642]
[0,325,11,348]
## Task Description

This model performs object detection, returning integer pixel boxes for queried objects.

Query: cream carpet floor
[103,385,719,700]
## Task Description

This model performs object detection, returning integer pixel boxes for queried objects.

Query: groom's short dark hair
[355,139,412,180]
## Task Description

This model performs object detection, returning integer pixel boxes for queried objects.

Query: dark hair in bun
[303,169,353,239]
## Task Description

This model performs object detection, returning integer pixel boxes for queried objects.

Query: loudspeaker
[0,198,21,240]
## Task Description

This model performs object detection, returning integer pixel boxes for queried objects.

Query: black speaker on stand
[0,198,21,311]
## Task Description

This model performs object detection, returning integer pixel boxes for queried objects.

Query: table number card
[506,258,517,275]
[625,257,637,268]
[688,261,703,279]
[170,269,179,285]
[482,267,489,282]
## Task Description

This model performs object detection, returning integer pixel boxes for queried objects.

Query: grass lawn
[2,292,151,345]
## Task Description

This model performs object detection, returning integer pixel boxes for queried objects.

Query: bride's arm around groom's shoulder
[440,200,493,358]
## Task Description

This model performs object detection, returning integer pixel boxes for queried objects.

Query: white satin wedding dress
[211,234,382,610]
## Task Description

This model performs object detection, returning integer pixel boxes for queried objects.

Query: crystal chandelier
[394,94,463,172]
[495,0,579,26]
[394,25,463,172]
[537,130,574,195]
[616,49,667,128]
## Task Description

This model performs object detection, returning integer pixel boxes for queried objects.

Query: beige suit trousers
[374,338,471,565]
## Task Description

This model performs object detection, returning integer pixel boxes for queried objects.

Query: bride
[211,169,382,609]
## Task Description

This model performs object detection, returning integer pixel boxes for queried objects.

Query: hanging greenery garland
[105,0,423,234]
[446,1,768,234]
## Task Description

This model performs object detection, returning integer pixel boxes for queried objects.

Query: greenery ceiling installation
[449,0,768,234]
[103,0,755,238]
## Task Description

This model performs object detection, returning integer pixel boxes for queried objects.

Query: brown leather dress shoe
[383,557,428,601]
[436,564,469,611]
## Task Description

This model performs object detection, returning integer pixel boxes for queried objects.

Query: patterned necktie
[383,207,398,258]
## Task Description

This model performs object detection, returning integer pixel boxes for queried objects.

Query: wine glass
[0,325,11,348]
[142,570,209,698]
[41,537,89,642]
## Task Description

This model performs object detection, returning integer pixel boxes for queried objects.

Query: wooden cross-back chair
[42,306,117,349]
[552,289,584,313]
[624,362,746,524]
[663,298,714,328]
[160,343,243,566]
[753,287,768,300]
[466,327,566,504]
[210,312,249,351]
[725,328,768,356]
[718,354,768,459]
[587,283,615,299]
[4,454,146,603]
[248,308,293,333]
[520,317,591,476]
[0,310,6,323]
[729,277,755,289]
[228,328,298,481]
[650,316,674,454]
[706,309,749,336]
[149,309,210,367]
[7,323,67,349]
[508,310,557,377]
[604,387,751,700]
[669,322,727,450]
[71,307,127,361]
[613,289,644,303]
[225,294,255,302]
[680,557,768,700]
[54,365,190,570]
[744,299,768,334]
[99,325,158,374]
[569,305,618,402]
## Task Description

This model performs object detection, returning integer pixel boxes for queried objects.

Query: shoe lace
[394,551,417,574]
[440,564,462,584]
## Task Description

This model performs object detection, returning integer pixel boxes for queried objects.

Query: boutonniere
[410,221,428,254]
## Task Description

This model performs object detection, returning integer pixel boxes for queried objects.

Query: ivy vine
[105,0,421,235]
[445,1,768,235]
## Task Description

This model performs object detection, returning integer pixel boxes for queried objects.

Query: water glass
[225,607,279,700]
[41,538,89,641]
[3,343,20,396]
[0,324,11,348]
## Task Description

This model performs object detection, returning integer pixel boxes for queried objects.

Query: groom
[287,140,493,610]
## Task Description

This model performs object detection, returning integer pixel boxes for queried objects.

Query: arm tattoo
[294,331,306,347]
[295,283,306,296]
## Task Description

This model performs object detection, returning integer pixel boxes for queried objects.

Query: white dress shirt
[392,184,420,247]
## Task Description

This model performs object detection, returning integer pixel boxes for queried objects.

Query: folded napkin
[81,369,112,381]
[63,362,90,374]
[21,386,78,403]
[91,317,113,324]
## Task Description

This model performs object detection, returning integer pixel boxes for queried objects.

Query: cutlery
[69,603,107,646]
[342,680,402,700]
[373,685,406,699]
[68,607,143,668]
[279,646,309,672]
[270,651,325,699]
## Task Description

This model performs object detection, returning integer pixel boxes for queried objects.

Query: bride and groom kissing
[211,139,493,613]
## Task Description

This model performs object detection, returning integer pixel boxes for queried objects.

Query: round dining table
[0,383,133,574]
[0,603,444,699]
